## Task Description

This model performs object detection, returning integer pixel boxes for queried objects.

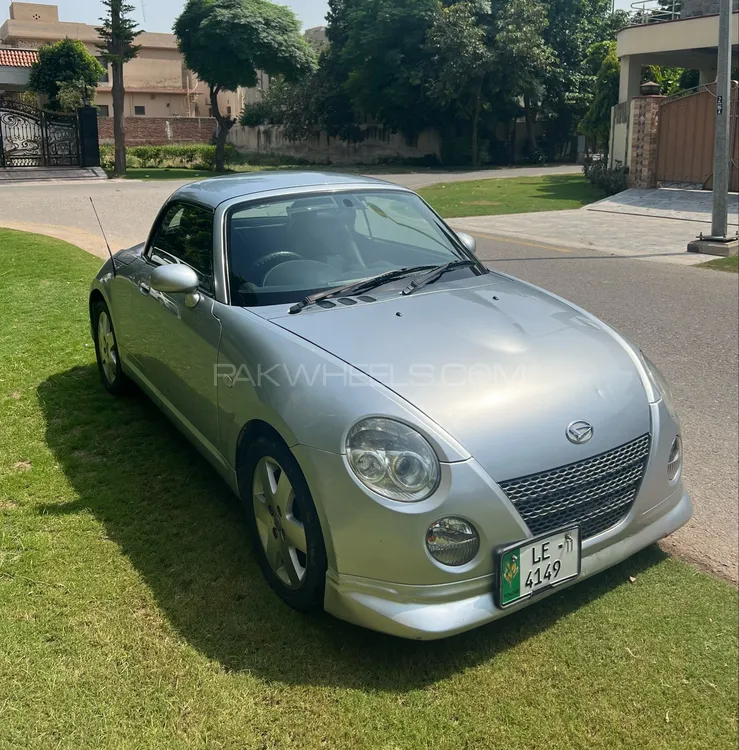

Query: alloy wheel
[252,456,308,589]
[97,310,118,385]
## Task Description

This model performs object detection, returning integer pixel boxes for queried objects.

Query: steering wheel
[249,251,303,284]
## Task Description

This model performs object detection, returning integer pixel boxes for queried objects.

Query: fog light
[426,517,480,566]
[668,436,682,481]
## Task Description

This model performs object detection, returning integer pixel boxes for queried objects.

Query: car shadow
[37,364,669,691]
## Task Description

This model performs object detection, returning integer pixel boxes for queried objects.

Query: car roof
[170,171,408,209]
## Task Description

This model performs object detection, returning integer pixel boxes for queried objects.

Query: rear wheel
[92,299,128,396]
[240,436,327,612]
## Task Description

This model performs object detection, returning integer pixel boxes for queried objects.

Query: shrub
[240,100,275,127]
[99,143,238,171]
[583,157,628,196]
[527,147,548,165]
[100,144,114,172]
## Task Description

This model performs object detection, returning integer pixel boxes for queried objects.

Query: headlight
[426,517,480,566]
[639,351,678,418]
[346,418,440,502]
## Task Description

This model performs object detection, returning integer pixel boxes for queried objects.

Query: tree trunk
[471,80,483,168]
[209,84,233,173]
[111,60,126,175]
[523,96,538,155]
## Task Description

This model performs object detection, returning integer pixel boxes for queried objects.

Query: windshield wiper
[288,265,438,314]
[401,260,478,296]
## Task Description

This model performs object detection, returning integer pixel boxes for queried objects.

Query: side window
[149,202,215,293]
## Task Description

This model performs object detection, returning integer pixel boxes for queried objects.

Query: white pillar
[619,55,642,104]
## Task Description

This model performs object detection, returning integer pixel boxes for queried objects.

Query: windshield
[226,190,469,307]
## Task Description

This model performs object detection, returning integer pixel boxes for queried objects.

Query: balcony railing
[629,0,682,25]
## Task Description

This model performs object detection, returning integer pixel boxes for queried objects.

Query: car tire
[92,298,129,396]
[239,435,327,612]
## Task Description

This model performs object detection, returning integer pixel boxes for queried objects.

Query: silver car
[89,172,692,639]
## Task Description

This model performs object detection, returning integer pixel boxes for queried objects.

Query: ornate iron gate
[0,97,80,168]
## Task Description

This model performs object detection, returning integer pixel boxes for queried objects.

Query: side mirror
[150,264,199,294]
[456,231,477,255]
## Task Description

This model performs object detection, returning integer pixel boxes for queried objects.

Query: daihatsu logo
[566,420,594,444]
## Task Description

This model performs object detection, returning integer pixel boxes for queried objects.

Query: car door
[128,200,223,454]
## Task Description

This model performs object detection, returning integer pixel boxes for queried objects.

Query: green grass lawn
[698,254,739,273]
[419,174,603,218]
[0,227,737,749]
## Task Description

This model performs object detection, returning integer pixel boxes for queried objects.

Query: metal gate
[656,83,739,190]
[0,96,80,168]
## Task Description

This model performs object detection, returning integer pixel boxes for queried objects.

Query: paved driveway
[452,188,739,265]
[0,165,582,259]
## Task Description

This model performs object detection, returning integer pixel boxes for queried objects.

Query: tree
[175,0,316,172]
[491,0,555,155]
[97,0,141,176]
[539,0,627,159]
[338,0,441,135]
[579,42,619,153]
[56,79,98,113]
[27,38,104,112]
[424,2,494,166]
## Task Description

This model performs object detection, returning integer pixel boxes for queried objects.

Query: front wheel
[240,436,327,612]
[92,298,128,396]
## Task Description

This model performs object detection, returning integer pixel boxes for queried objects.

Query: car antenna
[89,197,116,277]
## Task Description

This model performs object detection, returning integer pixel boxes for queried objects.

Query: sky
[32,0,636,36]
[42,0,331,33]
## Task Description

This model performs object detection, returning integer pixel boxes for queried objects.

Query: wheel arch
[89,288,106,333]
[234,419,299,496]
[234,418,337,572]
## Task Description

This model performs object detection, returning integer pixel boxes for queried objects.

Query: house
[0,44,34,95]
[610,0,739,188]
[0,2,244,117]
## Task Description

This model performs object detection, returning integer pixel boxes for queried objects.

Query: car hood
[269,274,651,482]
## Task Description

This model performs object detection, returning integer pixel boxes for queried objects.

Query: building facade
[0,2,243,117]
[609,0,739,189]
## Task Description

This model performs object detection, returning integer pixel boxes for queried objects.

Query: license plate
[496,526,581,608]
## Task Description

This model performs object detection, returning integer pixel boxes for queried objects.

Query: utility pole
[711,0,732,239]
[689,0,738,254]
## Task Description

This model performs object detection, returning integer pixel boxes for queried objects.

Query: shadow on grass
[526,174,604,205]
[37,365,667,691]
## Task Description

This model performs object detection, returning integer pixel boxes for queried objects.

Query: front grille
[499,434,651,540]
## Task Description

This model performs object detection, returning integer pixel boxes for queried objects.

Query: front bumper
[322,488,691,639]
[293,399,692,639]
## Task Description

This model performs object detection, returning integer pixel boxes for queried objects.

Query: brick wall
[98,117,217,146]
[629,96,664,189]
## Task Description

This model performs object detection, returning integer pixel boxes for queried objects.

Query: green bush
[583,157,628,196]
[99,143,238,171]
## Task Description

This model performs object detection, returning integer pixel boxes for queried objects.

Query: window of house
[148,202,215,294]
[134,105,146,116]
[227,106,232,116]
[96,60,109,84]
[97,104,109,117]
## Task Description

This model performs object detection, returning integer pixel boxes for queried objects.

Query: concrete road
[474,233,738,583]
[0,165,582,258]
